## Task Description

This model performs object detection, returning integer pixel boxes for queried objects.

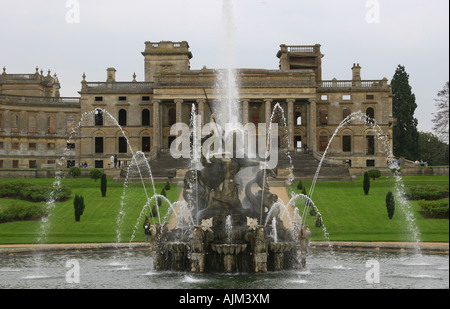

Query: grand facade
[0,41,394,172]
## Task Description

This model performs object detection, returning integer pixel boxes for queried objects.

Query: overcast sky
[1,0,448,133]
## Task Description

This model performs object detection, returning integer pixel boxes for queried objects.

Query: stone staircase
[118,151,351,183]
[119,151,190,182]
[276,152,352,182]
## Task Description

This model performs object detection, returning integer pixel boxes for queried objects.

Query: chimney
[352,63,361,81]
[107,67,116,82]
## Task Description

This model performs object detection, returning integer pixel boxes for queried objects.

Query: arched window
[95,109,103,126]
[366,107,375,124]
[142,109,151,126]
[168,108,176,126]
[118,109,127,126]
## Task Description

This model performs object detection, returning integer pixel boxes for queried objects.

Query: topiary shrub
[297,181,303,190]
[367,169,381,180]
[100,174,107,197]
[386,191,395,219]
[74,194,86,222]
[69,166,81,178]
[89,169,104,182]
[315,214,323,228]
[164,180,171,191]
[363,172,370,195]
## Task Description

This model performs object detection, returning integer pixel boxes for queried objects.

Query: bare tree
[432,81,449,144]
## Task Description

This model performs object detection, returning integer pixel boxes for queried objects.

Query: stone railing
[82,82,154,93]
[155,70,316,87]
[318,78,389,91]
[0,94,80,105]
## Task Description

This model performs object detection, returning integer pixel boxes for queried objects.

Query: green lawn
[289,176,449,242]
[0,178,181,244]
[0,176,448,244]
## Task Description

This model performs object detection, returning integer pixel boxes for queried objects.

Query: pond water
[0,249,447,289]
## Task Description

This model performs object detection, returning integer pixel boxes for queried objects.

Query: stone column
[242,99,249,125]
[287,99,295,151]
[152,100,161,150]
[308,100,317,153]
[175,99,183,124]
[264,99,273,127]
[196,99,205,126]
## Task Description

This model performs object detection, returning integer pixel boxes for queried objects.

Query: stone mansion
[0,41,394,173]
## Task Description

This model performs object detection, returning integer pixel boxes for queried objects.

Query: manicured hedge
[419,199,449,219]
[0,182,71,202]
[405,185,449,201]
[0,202,48,223]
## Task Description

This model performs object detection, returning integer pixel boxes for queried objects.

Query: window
[0,142,3,149]
[12,114,19,133]
[67,116,76,134]
[95,137,104,153]
[66,143,75,150]
[142,109,151,126]
[28,143,37,150]
[0,160,3,168]
[342,107,351,122]
[47,116,56,134]
[29,160,37,168]
[47,143,55,149]
[67,160,75,168]
[319,109,328,125]
[28,115,37,133]
[95,160,104,168]
[119,96,127,101]
[118,109,127,126]
[118,137,127,153]
[343,136,352,152]
[95,96,103,102]
[13,160,19,168]
[251,106,260,125]
[142,136,151,152]
[366,160,375,167]
[168,108,176,126]
[295,108,302,126]
[12,142,20,150]
[95,109,103,126]
[319,135,328,152]
[142,96,150,101]
[342,95,351,101]
[321,95,328,101]
[366,135,375,155]
[366,107,375,124]
[366,94,375,100]
[0,113,3,131]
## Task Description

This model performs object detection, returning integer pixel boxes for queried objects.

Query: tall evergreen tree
[432,81,449,144]
[391,65,419,159]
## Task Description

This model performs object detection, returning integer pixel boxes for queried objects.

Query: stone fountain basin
[211,244,247,255]
[165,242,189,253]
[268,242,294,253]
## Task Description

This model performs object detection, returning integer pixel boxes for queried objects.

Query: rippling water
[0,249,448,289]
